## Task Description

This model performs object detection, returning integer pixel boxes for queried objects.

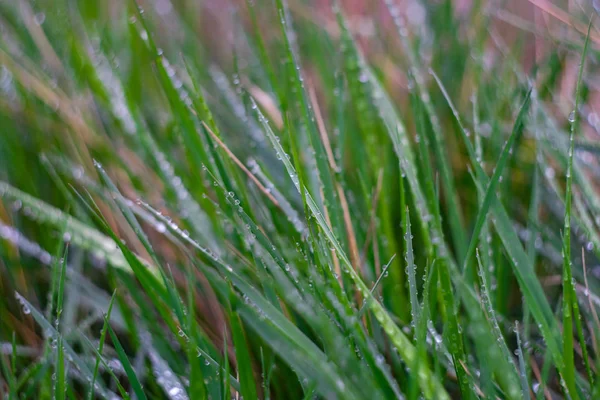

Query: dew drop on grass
[34,12,46,25]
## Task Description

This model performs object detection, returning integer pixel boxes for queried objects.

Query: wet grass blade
[404,207,420,331]
[515,322,531,400]
[106,322,147,400]
[88,291,117,400]
[561,18,594,395]
[53,246,68,400]
[228,304,259,400]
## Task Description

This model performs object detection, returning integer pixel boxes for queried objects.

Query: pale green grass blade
[561,18,594,395]
[88,290,117,400]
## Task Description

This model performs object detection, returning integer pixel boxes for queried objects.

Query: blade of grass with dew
[430,71,531,280]
[148,180,363,398]
[474,249,522,398]
[273,0,348,273]
[71,188,217,376]
[216,268,362,399]
[408,263,434,400]
[105,322,147,400]
[88,290,117,400]
[228,298,259,400]
[89,166,220,374]
[382,0,467,263]
[195,192,382,397]
[93,162,189,321]
[146,342,189,400]
[255,100,449,399]
[431,68,561,397]
[53,245,68,400]
[515,322,531,400]
[433,67,566,391]
[335,4,433,320]
[0,181,138,275]
[79,332,133,399]
[473,176,564,387]
[436,254,474,398]
[471,94,495,299]
[235,302,359,400]
[562,18,594,395]
[12,293,112,398]
[183,264,209,400]
[129,2,222,210]
[335,17,469,373]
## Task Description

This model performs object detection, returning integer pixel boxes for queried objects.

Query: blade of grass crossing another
[436,74,566,396]
[106,323,148,400]
[253,100,449,400]
[382,0,467,262]
[88,291,117,400]
[432,71,566,393]
[515,322,532,400]
[430,71,532,279]
[13,294,111,398]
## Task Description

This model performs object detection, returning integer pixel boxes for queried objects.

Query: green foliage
[0,1,599,399]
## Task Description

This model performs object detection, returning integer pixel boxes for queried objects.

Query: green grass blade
[404,207,420,331]
[106,323,147,400]
[515,322,531,400]
[561,18,594,396]
[228,305,258,400]
[88,290,117,400]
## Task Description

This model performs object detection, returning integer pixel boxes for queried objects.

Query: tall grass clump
[1,0,600,398]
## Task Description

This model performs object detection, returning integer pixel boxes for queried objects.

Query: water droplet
[34,12,46,25]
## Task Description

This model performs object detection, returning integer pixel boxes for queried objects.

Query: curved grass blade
[0,181,136,274]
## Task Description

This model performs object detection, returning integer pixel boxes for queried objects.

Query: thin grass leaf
[0,181,134,274]
[515,322,531,400]
[404,207,420,331]
[53,246,68,400]
[562,18,594,395]
[106,323,147,400]
[88,291,117,400]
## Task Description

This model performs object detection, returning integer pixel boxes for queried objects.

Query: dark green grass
[1,0,600,398]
